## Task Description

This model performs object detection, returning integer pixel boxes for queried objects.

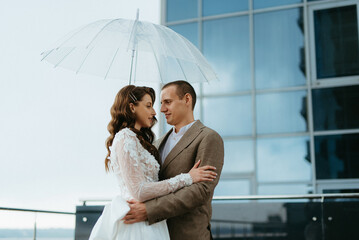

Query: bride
[89,85,217,240]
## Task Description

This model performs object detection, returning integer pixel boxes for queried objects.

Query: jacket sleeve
[145,131,224,224]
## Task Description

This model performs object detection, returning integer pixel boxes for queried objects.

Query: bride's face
[132,94,156,130]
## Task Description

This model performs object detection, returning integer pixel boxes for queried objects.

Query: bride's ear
[129,103,136,113]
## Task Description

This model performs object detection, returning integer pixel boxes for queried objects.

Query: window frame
[308,0,359,87]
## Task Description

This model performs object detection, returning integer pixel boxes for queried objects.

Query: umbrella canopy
[41,14,218,84]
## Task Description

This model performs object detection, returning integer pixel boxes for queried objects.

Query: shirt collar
[172,120,196,137]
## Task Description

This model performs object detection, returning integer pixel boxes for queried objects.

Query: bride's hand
[189,160,217,183]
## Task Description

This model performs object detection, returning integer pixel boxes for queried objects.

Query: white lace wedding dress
[89,128,193,240]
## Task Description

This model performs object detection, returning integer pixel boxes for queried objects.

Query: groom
[123,80,224,240]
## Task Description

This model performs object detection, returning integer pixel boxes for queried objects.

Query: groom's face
[160,85,187,126]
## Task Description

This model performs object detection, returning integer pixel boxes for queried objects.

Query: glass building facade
[162,0,359,196]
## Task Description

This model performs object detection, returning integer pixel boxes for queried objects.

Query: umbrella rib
[86,19,119,49]
[104,47,120,80]
[76,45,97,74]
[54,47,76,68]
[175,58,188,80]
[40,49,54,61]
[148,24,172,83]
[196,63,209,83]
[148,41,164,84]
[56,23,93,49]
[154,25,189,81]
[176,34,210,83]
[42,20,114,62]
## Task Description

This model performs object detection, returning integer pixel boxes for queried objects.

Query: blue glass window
[214,179,251,196]
[254,8,306,89]
[313,5,359,79]
[315,133,359,180]
[166,0,198,22]
[203,95,252,137]
[312,85,359,131]
[257,136,311,182]
[223,139,254,174]
[256,91,307,134]
[203,0,248,17]
[169,22,199,48]
[254,0,301,9]
[203,16,251,94]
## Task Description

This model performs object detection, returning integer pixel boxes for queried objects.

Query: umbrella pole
[128,9,139,85]
[129,49,136,85]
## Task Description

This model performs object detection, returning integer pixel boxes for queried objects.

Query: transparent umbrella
[41,11,218,84]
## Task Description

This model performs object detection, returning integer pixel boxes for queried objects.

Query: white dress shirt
[160,120,197,164]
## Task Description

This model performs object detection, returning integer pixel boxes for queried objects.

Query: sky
[0,0,161,229]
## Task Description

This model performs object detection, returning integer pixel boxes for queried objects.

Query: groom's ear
[184,93,192,107]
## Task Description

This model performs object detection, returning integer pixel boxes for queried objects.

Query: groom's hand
[123,199,148,224]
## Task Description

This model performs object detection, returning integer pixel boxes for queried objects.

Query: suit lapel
[155,129,173,167]
[161,121,204,172]
[156,129,173,150]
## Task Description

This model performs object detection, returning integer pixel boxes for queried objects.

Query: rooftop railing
[0,207,75,239]
[2,193,359,240]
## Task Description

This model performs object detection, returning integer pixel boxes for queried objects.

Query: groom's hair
[162,80,197,110]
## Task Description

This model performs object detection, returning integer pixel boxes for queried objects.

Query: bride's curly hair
[105,85,160,172]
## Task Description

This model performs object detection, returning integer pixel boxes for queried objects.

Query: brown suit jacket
[145,121,224,240]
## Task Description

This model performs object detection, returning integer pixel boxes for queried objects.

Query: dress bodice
[109,128,192,202]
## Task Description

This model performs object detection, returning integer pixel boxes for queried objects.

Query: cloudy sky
[0,0,160,228]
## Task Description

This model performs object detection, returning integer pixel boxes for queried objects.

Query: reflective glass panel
[315,133,359,179]
[203,0,248,16]
[166,0,198,22]
[214,179,251,196]
[254,8,306,89]
[203,16,251,94]
[312,85,359,131]
[254,0,301,10]
[223,139,254,174]
[257,136,311,182]
[258,184,313,195]
[169,22,199,48]
[323,188,359,194]
[256,91,308,134]
[203,95,252,137]
[314,5,359,79]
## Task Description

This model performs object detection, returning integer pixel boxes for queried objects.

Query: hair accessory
[129,92,138,102]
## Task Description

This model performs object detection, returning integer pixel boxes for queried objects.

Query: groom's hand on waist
[123,199,148,224]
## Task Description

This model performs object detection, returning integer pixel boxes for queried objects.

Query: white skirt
[89,195,170,240]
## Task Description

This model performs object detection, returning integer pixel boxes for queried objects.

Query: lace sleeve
[113,129,193,202]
